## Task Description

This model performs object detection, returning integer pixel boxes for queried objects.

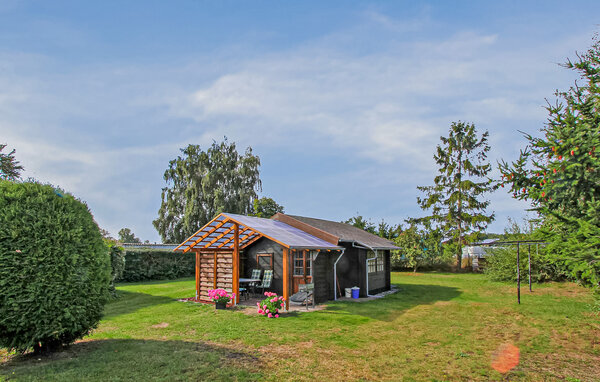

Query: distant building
[120,243,178,251]
[462,239,498,271]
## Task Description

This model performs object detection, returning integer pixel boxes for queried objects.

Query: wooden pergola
[174,213,341,309]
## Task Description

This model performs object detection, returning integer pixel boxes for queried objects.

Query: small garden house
[174,212,399,308]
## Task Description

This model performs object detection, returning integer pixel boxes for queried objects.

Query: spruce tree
[0,144,23,181]
[499,36,600,288]
[417,121,495,270]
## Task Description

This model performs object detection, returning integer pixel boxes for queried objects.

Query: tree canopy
[118,228,141,243]
[417,121,495,270]
[0,144,24,181]
[499,36,600,289]
[251,197,284,218]
[343,214,401,240]
[153,139,261,243]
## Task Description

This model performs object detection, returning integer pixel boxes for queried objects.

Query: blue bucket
[351,287,360,299]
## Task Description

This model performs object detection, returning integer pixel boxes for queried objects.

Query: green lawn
[1,273,598,381]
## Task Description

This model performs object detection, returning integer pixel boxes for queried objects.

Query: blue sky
[1,1,599,242]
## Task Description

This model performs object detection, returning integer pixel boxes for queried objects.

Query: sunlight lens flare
[491,343,520,373]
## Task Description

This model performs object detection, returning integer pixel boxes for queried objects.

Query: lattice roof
[174,213,342,253]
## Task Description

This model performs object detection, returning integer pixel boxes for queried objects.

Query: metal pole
[517,243,520,304]
[528,244,532,292]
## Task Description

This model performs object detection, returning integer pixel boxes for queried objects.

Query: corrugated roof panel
[174,213,343,251]
[222,213,342,249]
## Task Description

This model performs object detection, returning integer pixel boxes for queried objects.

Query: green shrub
[484,246,568,283]
[0,181,110,353]
[107,242,125,295]
[118,249,194,282]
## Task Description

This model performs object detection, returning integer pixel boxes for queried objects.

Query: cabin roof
[282,214,400,250]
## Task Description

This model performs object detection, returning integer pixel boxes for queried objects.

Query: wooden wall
[244,237,284,295]
[196,251,233,302]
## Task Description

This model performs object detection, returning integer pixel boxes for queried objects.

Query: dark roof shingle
[285,214,399,250]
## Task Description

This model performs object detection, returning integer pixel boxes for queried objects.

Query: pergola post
[303,249,308,284]
[233,223,240,304]
[283,247,289,310]
[195,250,200,299]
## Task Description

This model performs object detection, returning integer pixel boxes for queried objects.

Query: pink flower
[257,309,263,314]
[265,309,269,313]
[256,302,260,307]
[268,313,273,318]
[275,314,279,318]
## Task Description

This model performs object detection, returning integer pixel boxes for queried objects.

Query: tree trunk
[456,148,463,272]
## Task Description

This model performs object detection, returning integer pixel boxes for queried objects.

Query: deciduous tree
[251,197,284,218]
[118,228,141,243]
[153,139,261,243]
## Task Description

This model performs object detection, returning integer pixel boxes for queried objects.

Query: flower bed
[257,292,285,318]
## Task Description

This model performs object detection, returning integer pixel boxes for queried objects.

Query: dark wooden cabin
[174,212,398,308]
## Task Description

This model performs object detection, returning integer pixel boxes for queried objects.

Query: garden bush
[118,249,194,282]
[107,242,125,295]
[484,246,568,283]
[0,181,111,353]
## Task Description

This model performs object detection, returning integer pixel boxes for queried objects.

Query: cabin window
[293,251,312,276]
[256,253,273,270]
[368,251,385,273]
[376,251,385,272]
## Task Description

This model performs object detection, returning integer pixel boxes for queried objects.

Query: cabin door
[292,250,312,293]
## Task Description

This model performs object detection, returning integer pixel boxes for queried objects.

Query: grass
[1,272,599,381]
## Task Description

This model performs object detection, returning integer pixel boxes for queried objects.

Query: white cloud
[0,9,595,240]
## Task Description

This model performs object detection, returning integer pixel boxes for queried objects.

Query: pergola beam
[183,218,230,252]
[216,227,257,248]
[203,225,236,248]
[240,233,261,249]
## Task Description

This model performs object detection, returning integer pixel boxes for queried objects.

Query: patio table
[239,278,261,284]
[239,278,261,297]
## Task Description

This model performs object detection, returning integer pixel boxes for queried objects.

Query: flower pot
[215,301,227,310]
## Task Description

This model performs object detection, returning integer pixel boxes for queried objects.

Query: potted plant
[208,289,235,309]
[256,292,285,318]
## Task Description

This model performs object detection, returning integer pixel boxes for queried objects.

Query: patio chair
[289,283,314,310]
[239,287,248,301]
[249,269,262,296]
[258,270,273,295]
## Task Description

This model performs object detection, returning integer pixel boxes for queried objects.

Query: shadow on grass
[102,290,178,319]
[0,339,262,381]
[322,283,462,322]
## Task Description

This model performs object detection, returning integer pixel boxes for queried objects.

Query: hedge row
[117,249,195,282]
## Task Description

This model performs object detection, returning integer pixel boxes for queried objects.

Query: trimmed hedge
[118,249,195,282]
[0,181,110,353]
[107,243,125,294]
